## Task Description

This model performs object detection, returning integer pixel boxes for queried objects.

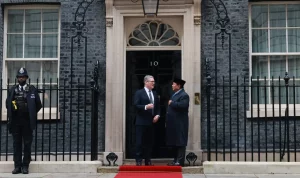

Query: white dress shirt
[144,87,154,104]
[143,87,159,118]
[19,84,28,91]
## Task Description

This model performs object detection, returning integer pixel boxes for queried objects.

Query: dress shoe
[12,167,22,174]
[167,161,175,166]
[167,161,180,166]
[22,167,29,174]
[136,161,142,166]
[145,161,154,166]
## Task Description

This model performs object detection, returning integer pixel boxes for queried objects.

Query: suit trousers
[135,125,154,163]
[172,146,186,166]
[11,114,33,168]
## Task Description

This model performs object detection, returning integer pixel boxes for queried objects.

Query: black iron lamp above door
[142,0,159,16]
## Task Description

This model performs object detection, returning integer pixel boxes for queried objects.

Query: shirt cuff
[145,105,147,110]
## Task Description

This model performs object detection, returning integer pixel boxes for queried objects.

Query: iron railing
[0,71,101,161]
[204,72,300,162]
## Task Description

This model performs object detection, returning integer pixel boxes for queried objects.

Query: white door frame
[104,0,202,165]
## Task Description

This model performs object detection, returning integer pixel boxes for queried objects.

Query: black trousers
[11,115,32,168]
[135,125,154,163]
[172,146,186,166]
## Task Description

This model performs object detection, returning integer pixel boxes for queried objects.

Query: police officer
[6,68,42,174]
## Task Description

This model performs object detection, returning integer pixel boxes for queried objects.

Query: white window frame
[2,5,61,120]
[248,1,300,117]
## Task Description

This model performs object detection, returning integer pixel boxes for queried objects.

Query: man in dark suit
[6,68,42,174]
[166,78,189,167]
[134,75,160,166]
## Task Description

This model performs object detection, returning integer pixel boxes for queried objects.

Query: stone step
[203,161,300,174]
[97,166,203,174]
[98,159,203,174]
[0,161,102,173]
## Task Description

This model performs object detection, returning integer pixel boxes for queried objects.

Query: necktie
[21,86,24,91]
[149,91,153,104]
[149,91,154,115]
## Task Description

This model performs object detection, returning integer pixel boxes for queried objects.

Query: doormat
[115,166,182,178]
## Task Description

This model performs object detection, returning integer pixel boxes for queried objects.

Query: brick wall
[201,0,250,150]
[201,0,300,154]
[0,0,106,158]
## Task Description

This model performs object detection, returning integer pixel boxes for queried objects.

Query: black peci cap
[173,78,186,87]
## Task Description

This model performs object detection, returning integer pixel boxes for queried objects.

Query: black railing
[0,75,100,161]
[204,72,300,162]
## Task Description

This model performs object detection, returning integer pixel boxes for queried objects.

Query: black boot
[22,167,29,174]
[176,147,186,167]
[167,161,175,166]
[12,167,22,174]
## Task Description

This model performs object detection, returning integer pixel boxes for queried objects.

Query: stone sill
[247,107,300,118]
[1,109,60,121]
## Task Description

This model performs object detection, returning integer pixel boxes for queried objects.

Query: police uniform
[6,68,42,174]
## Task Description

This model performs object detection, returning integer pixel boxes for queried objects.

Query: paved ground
[0,173,300,178]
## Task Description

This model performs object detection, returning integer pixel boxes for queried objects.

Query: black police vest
[14,86,29,113]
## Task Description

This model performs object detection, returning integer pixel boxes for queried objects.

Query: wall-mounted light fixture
[142,0,159,16]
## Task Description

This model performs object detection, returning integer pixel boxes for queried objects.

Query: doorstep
[97,166,203,174]
[98,159,203,174]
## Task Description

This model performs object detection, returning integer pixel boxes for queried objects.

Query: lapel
[172,89,184,101]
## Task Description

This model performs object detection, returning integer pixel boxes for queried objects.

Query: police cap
[16,67,29,78]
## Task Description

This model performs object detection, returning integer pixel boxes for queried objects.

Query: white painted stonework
[0,161,102,173]
[204,161,300,174]
[104,0,202,165]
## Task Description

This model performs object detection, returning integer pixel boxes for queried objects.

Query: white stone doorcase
[104,0,202,165]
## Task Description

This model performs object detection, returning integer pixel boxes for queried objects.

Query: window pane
[25,10,41,33]
[272,80,287,104]
[7,61,41,83]
[7,10,23,33]
[42,34,58,58]
[25,34,41,58]
[288,5,300,27]
[25,61,41,82]
[252,56,268,78]
[252,81,269,104]
[252,5,268,28]
[270,56,286,78]
[252,30,268,52]
[6,61,25,83]
[288,29,300,52]
[270,29,286,52]
[161,38,180,46]
[7,34,23,58]
[270,5,286,27]
[289,80,300,104]
[40,85,58,107]
[43,9,59,33]
[42,61,58,82]
[288,56,300,78]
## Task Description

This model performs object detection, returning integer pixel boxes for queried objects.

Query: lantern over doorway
[142,0,159,16]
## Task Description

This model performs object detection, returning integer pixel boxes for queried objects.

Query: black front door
[126,51,181,159]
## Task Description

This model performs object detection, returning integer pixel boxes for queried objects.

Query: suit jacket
[6,84,42,132]
[166,89,189,146]
[134,88,160,125]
